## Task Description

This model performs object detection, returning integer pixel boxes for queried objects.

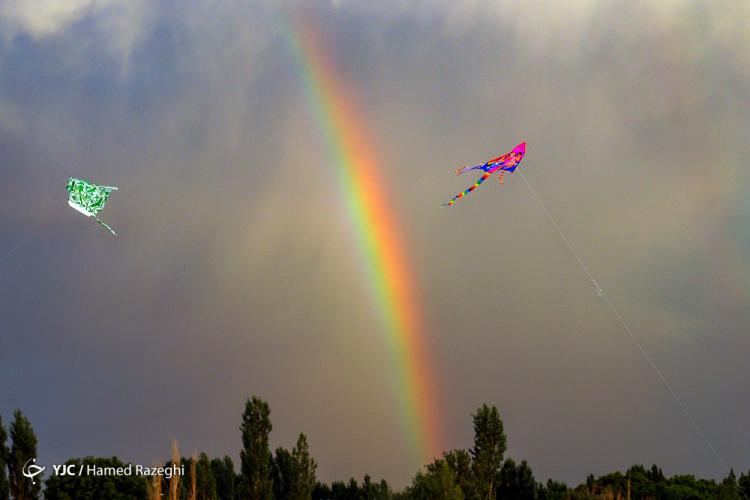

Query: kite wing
[455,161,491,175]
[67,177,118,235]
[442,172,491,207]
[486,142,526,174]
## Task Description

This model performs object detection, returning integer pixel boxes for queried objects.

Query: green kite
[67,177,118,235]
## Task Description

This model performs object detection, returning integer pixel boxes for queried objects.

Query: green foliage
[579,467,724,500]
[272,433,317,500]
[718,470,743,500]
[293,434,318,500]
[406,461,464,500]
[442,450,478,500]
[333,478,362,499]
[470,404,506,500]
[44,456,147,500]
[314,476,392,500]
[196,452,218,500]
[240,397,273,500]
[0,415,9,500]
[2,400,744,500]
[8,410,40,500]
[210,456,236,500]
[535,479,568,500]
[497,459,536,500]
[739,470,750,500]
[313,481,333,500]
[361,475,392,500]
[272,447,295,500]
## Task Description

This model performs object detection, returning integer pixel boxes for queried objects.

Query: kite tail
[95,217,117,236]
[442,172,491,207]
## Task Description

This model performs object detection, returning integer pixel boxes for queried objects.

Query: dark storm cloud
[1,0,748,487]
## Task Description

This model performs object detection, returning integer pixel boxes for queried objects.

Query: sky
[1,0,749,488]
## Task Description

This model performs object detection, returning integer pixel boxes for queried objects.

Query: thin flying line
[519,171,729,472]
[0,240,27,267]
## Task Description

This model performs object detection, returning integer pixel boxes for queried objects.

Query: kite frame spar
[443,142,526,207]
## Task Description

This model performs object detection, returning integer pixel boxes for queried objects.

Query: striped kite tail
[442,172,491,207]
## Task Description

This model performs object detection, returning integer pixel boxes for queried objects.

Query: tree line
[1,399,748,499]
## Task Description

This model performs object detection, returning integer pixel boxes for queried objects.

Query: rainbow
[283,12,443,464]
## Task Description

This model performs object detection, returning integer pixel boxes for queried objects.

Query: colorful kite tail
[442,172,491,207]
[96,217,117,236]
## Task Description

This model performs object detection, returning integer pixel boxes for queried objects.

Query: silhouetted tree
[718,470,743,500]
[330,478,360,499]
[360,475,391,500]
[739,469,750,500]
[407,461,463,500]
[292,434,317,500]
[195,452,217,500]
[272,433,317,500]
[442,449,478,500]
[272,447,294,500]
[0,416,9,500]
[647,464,665,483]
[536,479,568,500]
[210,456,236,500]
[240,397,273,500]
[312,481,331,500]
[470,405,506,500]
[8,410,39,500]
[498,459,536,500]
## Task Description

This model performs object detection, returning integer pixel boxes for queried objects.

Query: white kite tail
[95,217,117,236]
[518,171,729,472]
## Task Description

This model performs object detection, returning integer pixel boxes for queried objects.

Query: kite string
[0,239,28,268]
[518,171,729,472]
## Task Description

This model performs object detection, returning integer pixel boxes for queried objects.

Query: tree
[442,449,478,500]
[240,397,273,500]
[312,481,332,500]
[647,464,665,483]
[0,415,9,500]
[739,469,750,500]
[718,470,743,500]
[211,456,236,500]
[272,447,294,500]
[470,405,506,500]
[329,478,360,499]
[515,461,535,500]
[273,434,318,500]
[498,459,518,500]
[196,453,217,500]
[536,479,568,500]
[169,440,181,500]
[292,434,317,500]
[360,475,391,500]
[408,461,464,500]
[8,410,39,500]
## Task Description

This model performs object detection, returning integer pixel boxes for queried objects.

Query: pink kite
[443,142,526,207]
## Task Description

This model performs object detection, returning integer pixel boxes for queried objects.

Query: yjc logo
[22,458,45,484]
[52,464,78,476]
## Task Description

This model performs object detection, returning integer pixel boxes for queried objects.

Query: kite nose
[515,142,526,154]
